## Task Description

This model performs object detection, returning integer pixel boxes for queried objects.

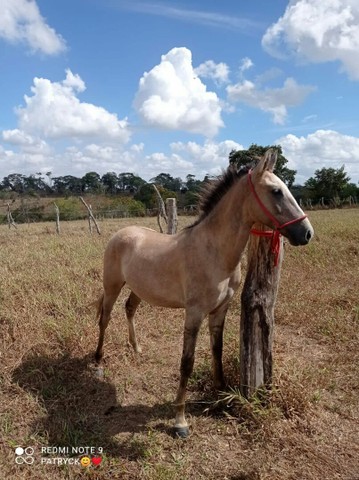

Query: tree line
[1,144,358,212]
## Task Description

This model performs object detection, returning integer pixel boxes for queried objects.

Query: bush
[98,197,146,217]
[53,197,85,220]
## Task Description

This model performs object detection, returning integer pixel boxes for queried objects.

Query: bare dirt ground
[0,210,358,479]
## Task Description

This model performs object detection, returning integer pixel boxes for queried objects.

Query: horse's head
[245,149,314,246]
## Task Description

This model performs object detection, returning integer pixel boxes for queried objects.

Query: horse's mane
[188,165,251,228]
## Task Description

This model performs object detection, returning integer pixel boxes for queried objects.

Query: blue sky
[1,0,359,184]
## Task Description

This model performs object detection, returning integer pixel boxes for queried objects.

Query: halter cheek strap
[247,170,307,266]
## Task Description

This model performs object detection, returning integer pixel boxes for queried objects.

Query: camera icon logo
[15,447,35,464]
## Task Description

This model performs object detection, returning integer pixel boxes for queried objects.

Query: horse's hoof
[95,366,104,379]
[173,426,189,439]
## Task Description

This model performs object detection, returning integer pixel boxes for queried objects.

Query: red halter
[247,170,307,266]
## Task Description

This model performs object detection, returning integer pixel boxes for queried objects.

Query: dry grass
[0,210,358,480]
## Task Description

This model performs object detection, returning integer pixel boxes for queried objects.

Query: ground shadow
[12,350,179,460]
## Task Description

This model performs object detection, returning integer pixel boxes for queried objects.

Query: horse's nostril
[305,230,312,242]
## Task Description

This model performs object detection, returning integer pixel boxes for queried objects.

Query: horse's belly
[125,273,185,309]
[128,284,185,308]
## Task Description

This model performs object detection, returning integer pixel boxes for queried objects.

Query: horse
[94,150,314,438]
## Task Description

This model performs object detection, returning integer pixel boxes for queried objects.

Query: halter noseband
[247,169,307,266]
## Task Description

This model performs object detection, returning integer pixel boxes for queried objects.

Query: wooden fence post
[166,198,177,234]
[239,224,283,399]
[54,202,60,235]
[79,197,101,235]
[6,203,17,230]
[152,185,167,233]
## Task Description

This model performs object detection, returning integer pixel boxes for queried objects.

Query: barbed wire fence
[0,202,200,232]
[1,196,358,230]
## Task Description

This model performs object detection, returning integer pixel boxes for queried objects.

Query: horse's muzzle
[284,220,314,246]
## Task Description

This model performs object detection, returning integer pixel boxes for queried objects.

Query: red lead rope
[250,228,282,266]
[247,170,307,267]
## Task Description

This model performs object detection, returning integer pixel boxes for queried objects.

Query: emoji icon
[92,456,102,466]
[80,456,91,467]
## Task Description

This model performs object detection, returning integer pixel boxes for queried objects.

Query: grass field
[1,210,358,480]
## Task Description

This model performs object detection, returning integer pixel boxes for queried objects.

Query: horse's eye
[272,188,283,196]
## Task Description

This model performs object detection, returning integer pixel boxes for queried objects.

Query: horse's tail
[95,292,104,324]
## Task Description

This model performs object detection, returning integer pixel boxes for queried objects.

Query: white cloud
[0,137,245,181]
[0,145,54,173]
[170,139,243,176]
[239,57,254,75]
[62,145,137,173]
[227,77,316,124]
[145,152,194,175]
[0,0,66,55]
[15,69,130,142]
[195,60,230,84]
[262,0,359,80]
[2,128,50,155]
[134,47,224,136]
[277,129,359,182]
[137,139,243,179]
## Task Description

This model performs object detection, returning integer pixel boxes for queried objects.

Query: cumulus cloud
[227,77,316,124]
[15,69,130,142]
[2,128,50,154]
[0,144,54,173]
[170,139,243,176]
[136,139,243,179]
[0,0,66,55]
[195,60,230,84]
[262,0,359,80]
[277,129,359,182]
[134,47,224,136]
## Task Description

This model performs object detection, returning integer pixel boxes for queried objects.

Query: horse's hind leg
[125,291,142,353]
[208,302,229,390]
[95,283,124,364]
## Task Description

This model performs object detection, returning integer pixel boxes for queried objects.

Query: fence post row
[239,223,283,399]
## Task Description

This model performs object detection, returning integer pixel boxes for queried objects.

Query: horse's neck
[195,180,251,272]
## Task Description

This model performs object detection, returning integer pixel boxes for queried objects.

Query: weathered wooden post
[152,184,167,233]
[79,197,101,235]
[240,224,283,398]
[54,202,60,235]
[166,198,177,234]
[6,203,17,230]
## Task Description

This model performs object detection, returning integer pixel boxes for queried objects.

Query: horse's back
[108,225,178,253]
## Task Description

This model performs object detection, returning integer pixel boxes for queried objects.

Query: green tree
[52,175,82,195]
[304,166,352,203]
[118,172,146,193]
[135,183,177,209]
[229,144,297,187]
[2,173,26,193]
[150,173,183,192]
[101,172,119,194]
[23,173,49,195]
[185,174,203,192]
[81,172,102,193]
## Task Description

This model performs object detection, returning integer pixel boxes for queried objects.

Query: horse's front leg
[208,302,229,390]
[174,308,205,438]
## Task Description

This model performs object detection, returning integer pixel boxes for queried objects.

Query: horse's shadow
[12,351,182,459]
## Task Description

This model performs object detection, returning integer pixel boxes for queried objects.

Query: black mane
[188,165,250,228]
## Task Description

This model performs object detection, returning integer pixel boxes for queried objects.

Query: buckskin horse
[94,150,314,437]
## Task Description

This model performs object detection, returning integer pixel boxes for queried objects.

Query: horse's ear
[253,149,278,174]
